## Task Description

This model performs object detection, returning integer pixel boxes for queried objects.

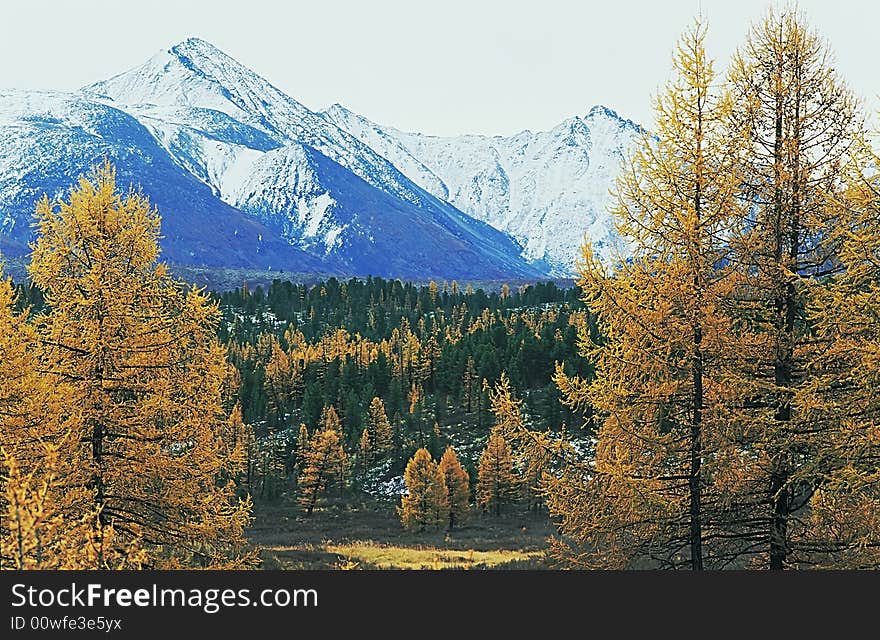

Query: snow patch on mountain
[73,38,539,279]
[84,38,434,209]
[322,103,643,274]
[228,143,341,250]
[0,89,328,272]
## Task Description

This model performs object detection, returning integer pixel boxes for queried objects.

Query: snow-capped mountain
[84,39,434,207]
[1,37,640,280]
[0,39,540,280]
[79,38,539,279]
[0,89,323,272]
[322,104,644,274]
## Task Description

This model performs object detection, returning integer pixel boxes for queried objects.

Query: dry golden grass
[249,497,554,570]
[325,541,543,570]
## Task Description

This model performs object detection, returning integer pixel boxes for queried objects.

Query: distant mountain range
[323,103,642,274]
[0,38,642,279]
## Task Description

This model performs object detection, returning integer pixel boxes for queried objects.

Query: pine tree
[263,337,295,427]
[364,396,393,458]
[408,382,425,446]
[398,448,448,531]
[359,428,372,474]
[26,162,253,568]
[262,429,290,500]
[439,446,470,530]
[476,428,518,516]
[297,429,348,515]
[462,357,476,413]
[429,422,442,460]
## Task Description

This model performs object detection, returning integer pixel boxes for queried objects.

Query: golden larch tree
[295,423,310,459]
[365,396,394,458]
[297,428,347,515]
[726,9,866,569]
[27,162,253,568]
[221,402,250,487]
[488,373,559,514]
[263,337,295,427]
[320,404,342,433]
[548,18,745,569]
[439,446,470,530]
[0,272,99,569]
[476,428,518,516]
[795,119,880,568]
[398,448,448,531]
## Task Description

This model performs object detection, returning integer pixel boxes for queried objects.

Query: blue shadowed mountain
[83,37,544,279]
[0,90,323,272]
[1,38,641,279]
[1,39,543,279]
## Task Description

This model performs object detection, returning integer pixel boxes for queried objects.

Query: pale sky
[0,0,876,135]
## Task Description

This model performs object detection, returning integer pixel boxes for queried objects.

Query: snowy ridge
[84,38,433,208]
[1,37,641,278]
[323,104,644,274]
[0,89,326,271]
[72,38,538,278]
[227,143,339,248]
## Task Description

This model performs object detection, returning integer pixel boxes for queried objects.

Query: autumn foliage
[4,8,880,573]
[399,448,448,531]
[521,11,880,570]
[476,429,518,516]
[1,162,253,569]
[439,446,470,529]
[297,428,348,515]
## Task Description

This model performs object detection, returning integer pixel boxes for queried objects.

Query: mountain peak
[586,104,645,134]
[322,103,353,119]
[168,37,238,69]
[175,36,217,49]
[586,104,620,120]
[82,36,302,135]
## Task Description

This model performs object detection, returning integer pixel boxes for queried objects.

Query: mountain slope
[0,89,324,272]
[1,37,635,279]
[322,103,643,274]
[80,38,540,279]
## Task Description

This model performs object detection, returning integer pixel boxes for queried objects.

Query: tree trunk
[690,323,704,571]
